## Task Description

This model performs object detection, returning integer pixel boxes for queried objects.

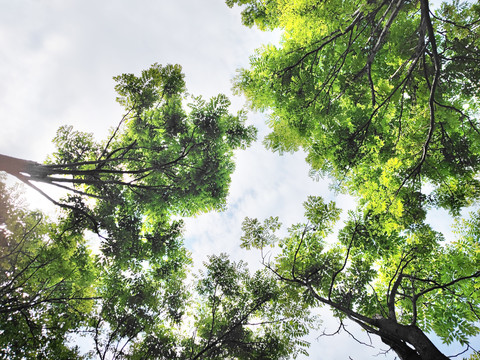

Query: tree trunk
[0,153,51,185]
[374,317,449,360]
[0,153,33,179]
[381,336,422,360]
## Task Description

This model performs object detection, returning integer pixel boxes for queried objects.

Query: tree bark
[303,282,450,360]
[381,336,422,360]
[373,317,449,360]
[0,153,35,180]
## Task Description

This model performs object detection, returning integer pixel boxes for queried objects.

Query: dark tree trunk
[381,336,422,360]
[310,289,450,360]
[0,153,34,180]
[373,317,449,360]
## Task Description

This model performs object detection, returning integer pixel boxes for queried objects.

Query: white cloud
[0,0,277,160]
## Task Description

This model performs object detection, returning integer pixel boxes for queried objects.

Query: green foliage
[3,1,479,355]
[92,254,314,360]
[464,352,480,360]
[46,63,256,220]
[2,61,314,359]
[49,125,101,165]
[0,176,97,359]
[184,254,314,359]
[89,251,190,359]
[1,176,314,359]
[10,63,257,266]
[31,65,260,357]
[228,4,480,355]
[114,63,186,111]
[241,216,281,249]
[226,0,280,30]
[242,196,480,356]
[232,0,480,223]
[303,196,341,234]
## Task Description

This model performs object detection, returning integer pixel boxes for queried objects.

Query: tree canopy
[1,1,480,359]
[0,63,256,229]
[1,63,258,268]
[0,177,313,359]
[241,196,480,360]
[0,64,311,359]
[231,0,480,222]
[228,0,480,359]
[0,175,97,359]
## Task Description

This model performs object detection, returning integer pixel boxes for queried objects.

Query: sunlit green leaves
[114,63,186,112]
[242,193,480,351]
[233,0,480,224]
[48,125,101,165]
[189,253,314,359]
[1,60,263,359]
[241,216,281,249]
[303,196,341,234]
[0,179,97,359]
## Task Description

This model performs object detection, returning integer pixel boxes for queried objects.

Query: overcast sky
[0,1,474,359]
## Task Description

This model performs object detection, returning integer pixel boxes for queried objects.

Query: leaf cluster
[233,0,480,224]
[0,177,97,359]
[242,195,480,352]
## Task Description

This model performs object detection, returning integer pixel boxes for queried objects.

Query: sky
[0,1,475,359]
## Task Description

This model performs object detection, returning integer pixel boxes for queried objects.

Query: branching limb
[387,250,415,320]
[96,105,135,164]
[328,223,358,300]
[292,223,310,280]
[279,10,365,76]
[405,270,480,299]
